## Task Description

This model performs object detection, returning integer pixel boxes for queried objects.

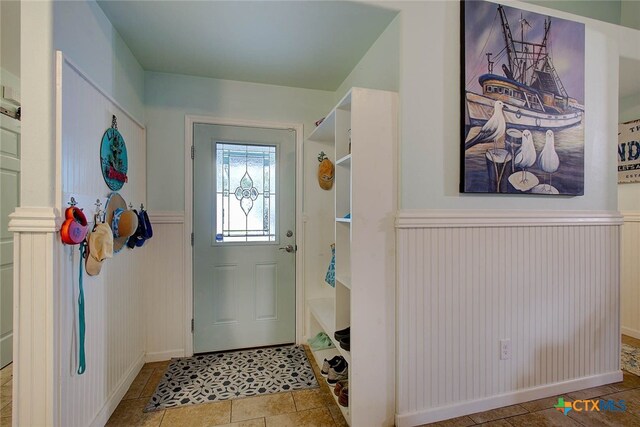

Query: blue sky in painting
[464,0,585,104]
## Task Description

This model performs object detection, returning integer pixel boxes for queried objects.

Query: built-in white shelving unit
[304,88,398,427]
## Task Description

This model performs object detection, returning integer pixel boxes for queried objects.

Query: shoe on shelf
[327,359,348,385]
[334,326,350,341]
[321,355,344,377]
[339,335,350,352]
[307,332,325,346]
[310,333,335,351]
[338,386,349,407]
[334,379,348,397]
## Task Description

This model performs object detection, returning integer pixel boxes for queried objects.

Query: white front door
[0,114,20,367]
[193,123,296,353]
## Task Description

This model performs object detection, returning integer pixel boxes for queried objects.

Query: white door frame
[184,115,304,356]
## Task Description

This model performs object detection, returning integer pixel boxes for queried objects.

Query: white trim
[395,371,623,427]
[88,352,145,427]
[184,115,305,356]
[396,209,623,228]
[147,211,185,224]
[8,207,60,232]
[621,211,640,222]
[622,327,640,341]
[57,52,145,129]
[145,350,184,363]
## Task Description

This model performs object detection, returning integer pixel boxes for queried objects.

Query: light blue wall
[334,15,400,102]
[53,0,145,121]
[349,0,621,211]
[621,1,640,30]
[523,0,622,26]
[145,71,335,211]
[620,92,640,123]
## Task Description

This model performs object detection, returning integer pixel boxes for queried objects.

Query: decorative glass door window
[215,142,276,243]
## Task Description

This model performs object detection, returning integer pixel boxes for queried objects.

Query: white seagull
[465,101,507,150]
[513,130,537,183]
[538,129,560,188]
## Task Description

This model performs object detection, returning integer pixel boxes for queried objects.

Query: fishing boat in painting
[465,4,583,131]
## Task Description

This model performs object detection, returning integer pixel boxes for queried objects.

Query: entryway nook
[4,1,640,426]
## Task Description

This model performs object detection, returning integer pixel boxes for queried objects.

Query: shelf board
[308,298,351,364]
[336,154,351,166]
[307,347,351,425]
[336,217,351,223]
[307,110,336,143]
[336,275,351,290]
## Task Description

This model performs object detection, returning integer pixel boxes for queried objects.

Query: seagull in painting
[514,129,537,183]
[538,129,560,189]
[465,101,507,150]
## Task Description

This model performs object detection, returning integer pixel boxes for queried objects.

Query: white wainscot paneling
[57,52,147,427]
[143,212,186,362]
[396,210,622,427]
[621,212,640,340]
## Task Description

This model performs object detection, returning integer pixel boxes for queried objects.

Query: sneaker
[334,326,350,341]
[327,359,348,385]
[321,355,343,376]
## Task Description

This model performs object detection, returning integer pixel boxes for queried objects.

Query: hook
[68,197,78,207]
[318,151,327,163]
[140,203,145,211]
[94,199,104,224]
[128,202,134,210]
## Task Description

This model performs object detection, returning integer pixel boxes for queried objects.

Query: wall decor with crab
[100,115,129,191]
[461,0,585,195]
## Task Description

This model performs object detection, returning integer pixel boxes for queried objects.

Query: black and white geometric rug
[144,345,318,412]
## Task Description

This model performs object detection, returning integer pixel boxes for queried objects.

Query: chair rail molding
[396,209,623,228]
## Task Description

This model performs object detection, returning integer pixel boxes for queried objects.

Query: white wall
[341,1,632,424]
[15,1,148,425]
[53,0,145,121]
[57,55,147,427]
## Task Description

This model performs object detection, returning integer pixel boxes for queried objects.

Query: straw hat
[105,192,139,253]
[85,223,113,276]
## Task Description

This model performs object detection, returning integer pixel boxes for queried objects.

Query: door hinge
[191,318,194,333]
[191,232,194,246]
[191,145,195,159]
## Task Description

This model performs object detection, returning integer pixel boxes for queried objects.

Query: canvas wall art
[461,1,585,195]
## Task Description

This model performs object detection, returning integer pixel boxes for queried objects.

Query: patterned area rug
[144,345,318,412]
[621,343,640,376]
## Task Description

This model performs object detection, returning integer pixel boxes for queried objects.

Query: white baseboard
[622,327,640,341]
[88,352,145,427]
[145,349,184,363]
[395,371,623,427]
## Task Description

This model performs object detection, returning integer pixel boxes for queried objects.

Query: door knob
[279,244,295,253]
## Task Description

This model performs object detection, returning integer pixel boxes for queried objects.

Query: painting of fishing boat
[461,1,585,195]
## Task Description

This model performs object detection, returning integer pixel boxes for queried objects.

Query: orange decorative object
[60,206,89,245]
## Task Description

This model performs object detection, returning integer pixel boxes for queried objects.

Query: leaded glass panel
[215,143,276,243]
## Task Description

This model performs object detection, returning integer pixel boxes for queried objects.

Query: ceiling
[620,56,640,98]
[97,0,398,91]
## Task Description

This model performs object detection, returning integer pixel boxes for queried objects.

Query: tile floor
[4,338,640,426]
